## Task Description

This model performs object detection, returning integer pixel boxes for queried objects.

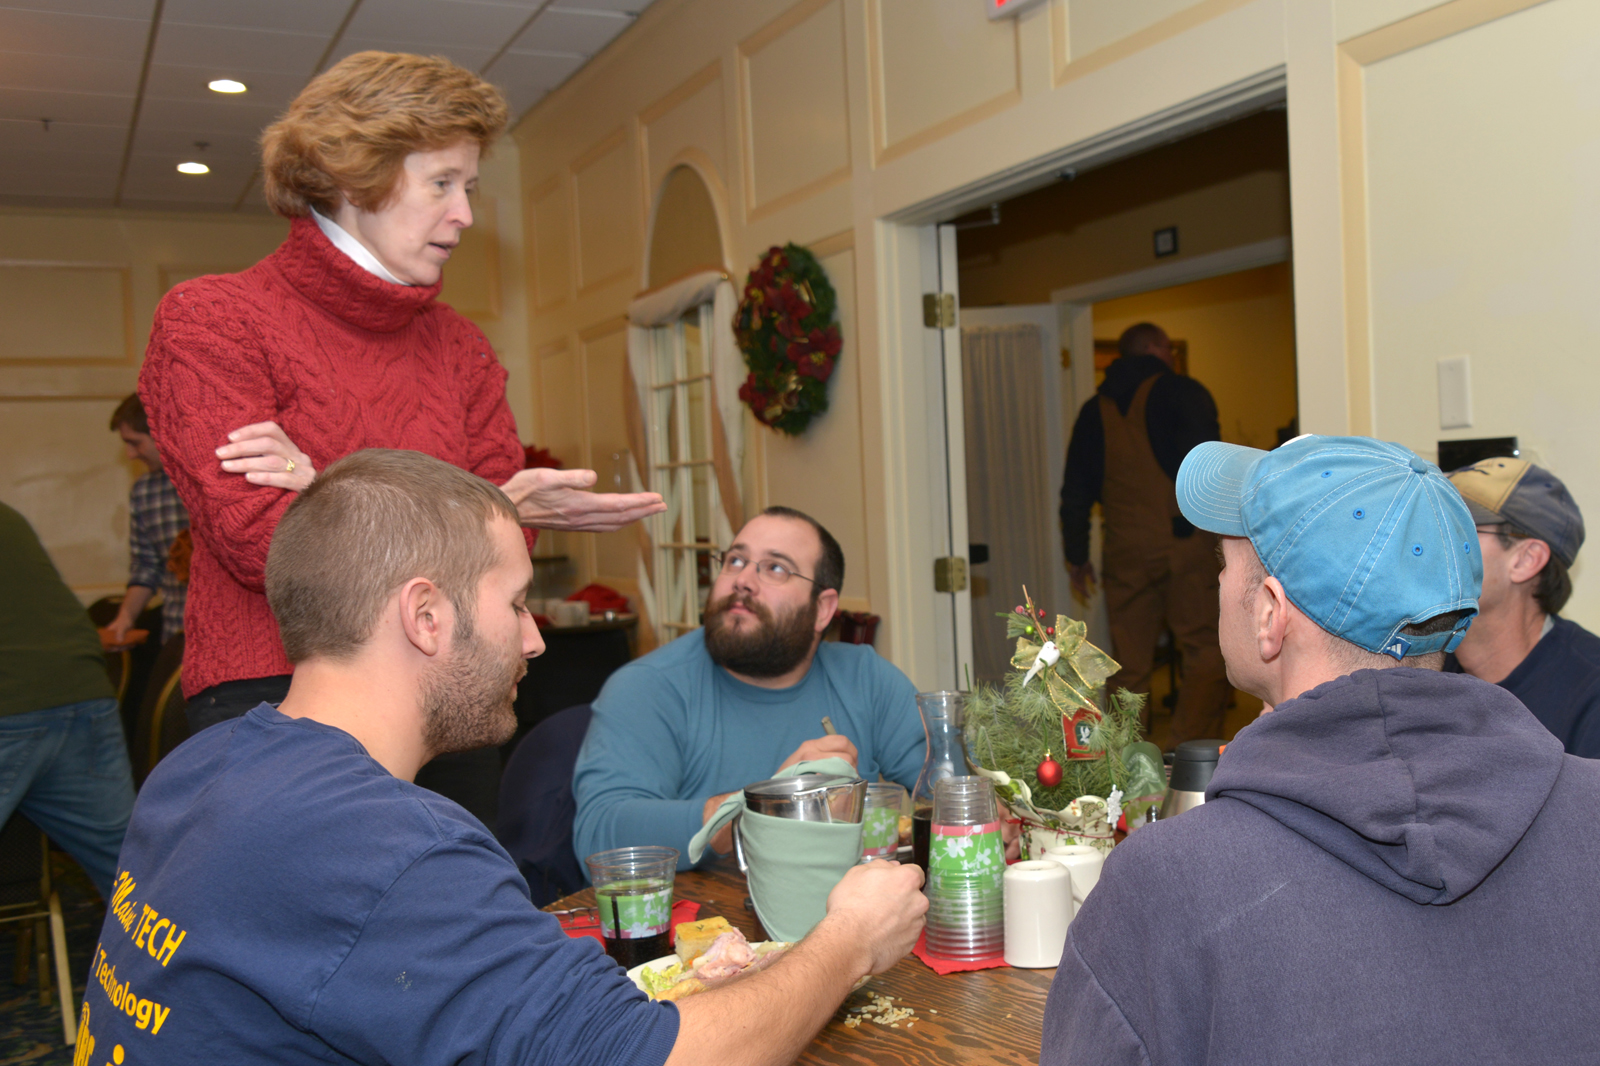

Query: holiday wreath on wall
[733,243,842,436]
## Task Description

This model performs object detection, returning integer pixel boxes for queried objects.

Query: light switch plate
[1437,354,1472,430]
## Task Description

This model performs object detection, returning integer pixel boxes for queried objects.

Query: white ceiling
[0,0,652,212]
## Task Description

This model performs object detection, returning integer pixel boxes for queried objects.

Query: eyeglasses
[709,550,817,587]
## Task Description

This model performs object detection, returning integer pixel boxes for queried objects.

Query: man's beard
[419,611,525,756]
[703,591,818,678]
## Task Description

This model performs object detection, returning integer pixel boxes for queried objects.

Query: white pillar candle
[1003,860,1073,968]
[1043,844,1106,910]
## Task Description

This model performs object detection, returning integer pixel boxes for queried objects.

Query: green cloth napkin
[688,758,865,943]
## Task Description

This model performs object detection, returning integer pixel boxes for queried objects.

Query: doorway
[951,110,1295,743]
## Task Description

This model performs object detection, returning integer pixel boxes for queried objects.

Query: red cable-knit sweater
[140,216,532,698]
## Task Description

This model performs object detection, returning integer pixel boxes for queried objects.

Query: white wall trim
[1048,236,1290,305]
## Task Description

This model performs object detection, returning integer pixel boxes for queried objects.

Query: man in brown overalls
[1059,323,1231,747]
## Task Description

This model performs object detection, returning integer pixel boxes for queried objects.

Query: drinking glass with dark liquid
[912,691,975,877]
[911,802,934,874]
[585,846,679,967]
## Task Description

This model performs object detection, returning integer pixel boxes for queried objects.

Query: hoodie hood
[1097,353,1169,414]
[1206,668,1563,904]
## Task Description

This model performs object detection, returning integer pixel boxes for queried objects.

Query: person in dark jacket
[1043,435,1600,1065]
[1444,456,1600,757]
[1059,322,1229,744]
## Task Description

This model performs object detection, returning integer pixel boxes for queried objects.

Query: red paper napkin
[557,900,701,946]
[910,929,1007,974]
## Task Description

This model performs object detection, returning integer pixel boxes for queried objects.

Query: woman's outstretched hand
[217,422,317,492]
[500,467,665,532]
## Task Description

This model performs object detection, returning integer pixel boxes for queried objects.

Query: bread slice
[674,916,736,964]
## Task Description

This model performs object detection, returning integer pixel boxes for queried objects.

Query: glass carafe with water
[911,690,976,874]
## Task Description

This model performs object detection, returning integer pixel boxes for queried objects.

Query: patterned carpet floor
[0,854,102,1066]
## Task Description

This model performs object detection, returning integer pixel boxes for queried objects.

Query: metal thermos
[735,774,867,870]
[1157,739,1224,820]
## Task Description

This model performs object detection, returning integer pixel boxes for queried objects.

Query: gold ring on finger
[285,458,296,474]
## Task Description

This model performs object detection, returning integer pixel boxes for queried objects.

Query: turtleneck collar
[310,208,410,286]
[270,216,442,334]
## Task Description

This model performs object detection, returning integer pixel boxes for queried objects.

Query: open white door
[958,304,1071,623]
[932,223,974,687]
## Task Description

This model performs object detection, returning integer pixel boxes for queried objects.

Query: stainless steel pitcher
[734,774,867,870]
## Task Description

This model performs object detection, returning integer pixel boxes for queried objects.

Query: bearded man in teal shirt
[573,507,926,872]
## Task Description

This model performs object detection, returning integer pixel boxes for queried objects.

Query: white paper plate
[627,943,788,994]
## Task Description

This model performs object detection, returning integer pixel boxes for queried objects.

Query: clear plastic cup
[861,782,906,861]
[584,846,678,968]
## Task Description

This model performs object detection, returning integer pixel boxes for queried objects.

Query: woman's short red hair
[261,51,508,218]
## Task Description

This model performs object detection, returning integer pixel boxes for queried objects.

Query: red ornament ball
[1014,605,1027,614]
[1046,626,1055,636]
[1036,753,1063,788]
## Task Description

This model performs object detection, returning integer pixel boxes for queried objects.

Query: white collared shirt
[310,207,411,286]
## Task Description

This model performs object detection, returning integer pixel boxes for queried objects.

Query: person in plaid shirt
[108,394,190,645]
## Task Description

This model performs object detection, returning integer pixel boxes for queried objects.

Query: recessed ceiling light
[177,161,210,175]
[208,79,247,94]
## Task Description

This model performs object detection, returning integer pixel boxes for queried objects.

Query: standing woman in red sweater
[140,52,661,742]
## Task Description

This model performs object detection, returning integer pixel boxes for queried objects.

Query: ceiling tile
[483,51,582,112]
[136,96,282,140]
[0,7,151,62]
[0,0,155,16]
[0,86,136,126]
[343,0,532,51]
[130,124,260,158]
[326,37,496,73]
[0,49,143,96]
[141,63,305,111]
[547,0,652,13]
[153,22,327,76]
[121,152,256,202]
[160,0,351,35]
[511,8,631,56]
[0,170,118,199]
[0,118,125,155]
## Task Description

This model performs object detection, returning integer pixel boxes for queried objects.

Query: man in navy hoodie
[1043,435,1600,1065]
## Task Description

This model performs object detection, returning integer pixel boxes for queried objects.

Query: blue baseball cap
[1177,436,1481,659]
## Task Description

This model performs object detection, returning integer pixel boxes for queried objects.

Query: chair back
[496,704,592,908]
[132,632,188,786]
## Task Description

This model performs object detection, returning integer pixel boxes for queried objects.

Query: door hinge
[933,556,968,593]
[923,292,957,330]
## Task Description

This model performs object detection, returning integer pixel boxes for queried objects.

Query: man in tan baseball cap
[1446,456,1600,757]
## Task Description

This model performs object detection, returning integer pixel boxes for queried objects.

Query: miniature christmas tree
[965,587,1167,849]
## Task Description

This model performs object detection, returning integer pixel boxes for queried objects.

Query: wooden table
[547,859,1052,1066]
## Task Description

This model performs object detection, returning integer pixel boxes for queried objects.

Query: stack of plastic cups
[925,776,1006,960]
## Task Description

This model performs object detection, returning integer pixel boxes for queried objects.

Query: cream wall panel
[458,141,534,440]
[871,0,1019,162]
[1,399,137,602]
[0,208,285,600]
[581,325,638,582]
[573,132,639,292]
[741,0,851,217]
[529,177,573,309]
[760,247,870,605]
[0,264,130,363]
[1066,0,1207,59]
[643,65,727,196]
[1363,0,1600,627]
[440,195,502,322]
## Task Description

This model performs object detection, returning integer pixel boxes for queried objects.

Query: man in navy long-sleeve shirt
[1059,323,1229,744]
[1445,456,1600,757]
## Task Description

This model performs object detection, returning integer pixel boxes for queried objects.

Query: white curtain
[962,324,1057,685]
[625,269,745,636]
